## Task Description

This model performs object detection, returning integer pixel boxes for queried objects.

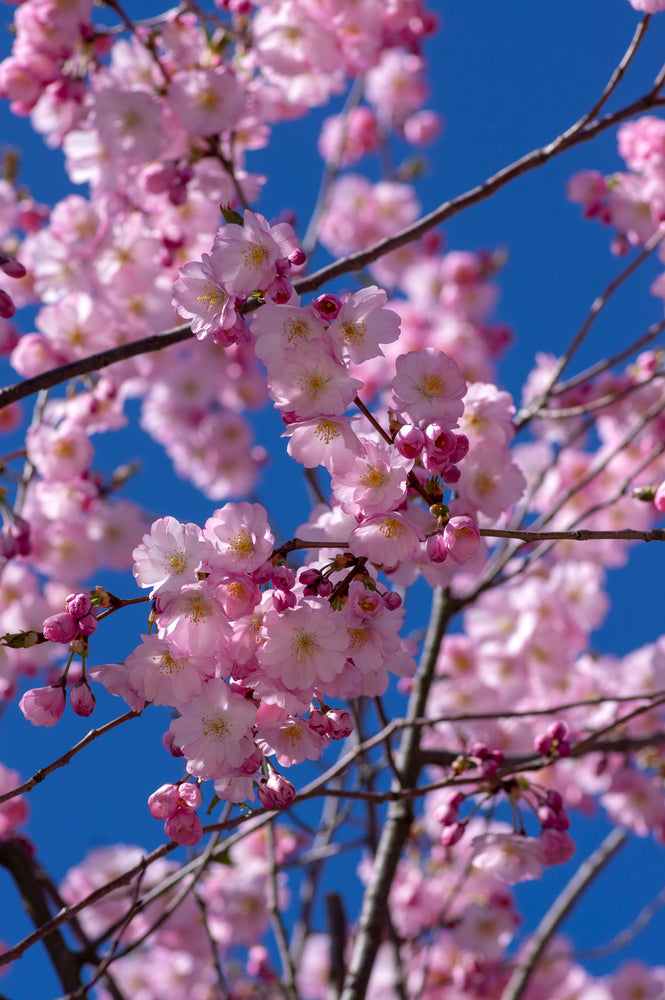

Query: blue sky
[3,1,665,997]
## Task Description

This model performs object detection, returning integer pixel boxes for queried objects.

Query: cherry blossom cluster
[3,0,665,996]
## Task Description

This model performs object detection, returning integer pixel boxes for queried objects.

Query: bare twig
[0,709,142,806]
[516,230,665,428]
[500,827,627,1000]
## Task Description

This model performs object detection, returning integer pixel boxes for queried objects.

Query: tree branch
[500,827,627,1000]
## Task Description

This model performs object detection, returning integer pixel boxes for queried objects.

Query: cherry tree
[2,1,665,998]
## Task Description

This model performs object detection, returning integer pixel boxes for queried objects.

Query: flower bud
[77,613,98,637]
[165,809,203,846]
[43,612,78,644]
[443,516,480,564]
[66,592,92,618]
[70,680,96,717]
[19,685,66,727]
[148,783,181,820]
[327,709,353,739]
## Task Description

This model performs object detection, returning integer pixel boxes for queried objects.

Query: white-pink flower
[349,512,423,566]
[169,678,257,780]
[391,348,467,427]
[331,438,412,517]
[328,286,400,364]
[268,344,364,419]
[211,210,298,298]
[283,415,363,474]
[125,634,215,707]
[133,516,210,598]
[204,502,274,575]
[156,581,232,656]
[172,255,238,342]
[258,600,349,695]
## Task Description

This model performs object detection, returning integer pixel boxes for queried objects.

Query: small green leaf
[220,204,244,226]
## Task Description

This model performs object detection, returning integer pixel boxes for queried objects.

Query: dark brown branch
[339,588,460,1000]
[0,840,83,995]
[0,326,193,412]
[293,93,665,297]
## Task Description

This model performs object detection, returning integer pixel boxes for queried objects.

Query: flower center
[418,374,446,400]
[360,465,388,489]
[197,281,227,311]
[291,628,321,661]
[202,713,230,739]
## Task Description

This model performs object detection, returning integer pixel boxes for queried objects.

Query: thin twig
[294,92,665,296]
[500,827,627,1000]
[266,822,299,1000]
[0,708,142,806]
[516,230,665,428]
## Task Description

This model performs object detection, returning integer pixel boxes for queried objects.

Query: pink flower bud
[538,828,575,866]
[0,289,15,320]
[178,783,203,811]
[164,809,203,846]
[534,734,553,755]
[267,275,292,304]
[426,533,448,564]
[70,680,95,717]
[19,685,66,727]
[450,434,470,463]
[312,293,342,320]
[10,517,30,556]
[148,783,181,820]
[289,247,306,266]
[66,593,92,618]
[0,254,26,279]
[271,565,296,591]
[308,707,332,737]
[76,613,98,637]
[382,590,402,611]
[43,612,78,644]
[547,720,568,740]
[327,709,353,739]
[441,821,466,847]
[425,424,457,457]
[443,516,480,564]
[434,802,459,826]
[394,424,425,459]
[163,731,184,757]
[256,781,276,809]
[257,772,296,809]
[273,589,297,612]
[546,790,563,810]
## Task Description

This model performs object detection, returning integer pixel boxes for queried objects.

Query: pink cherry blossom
[349,512,423,565]
[19,683,66,727]
[391,348,467,427]
[258,600,349,695]
[211,210,298,298]
[171,255,239,343]
[133,516,210,598]
[169,678,257,780]
[328,286,401,364]
[204,501,274,575]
